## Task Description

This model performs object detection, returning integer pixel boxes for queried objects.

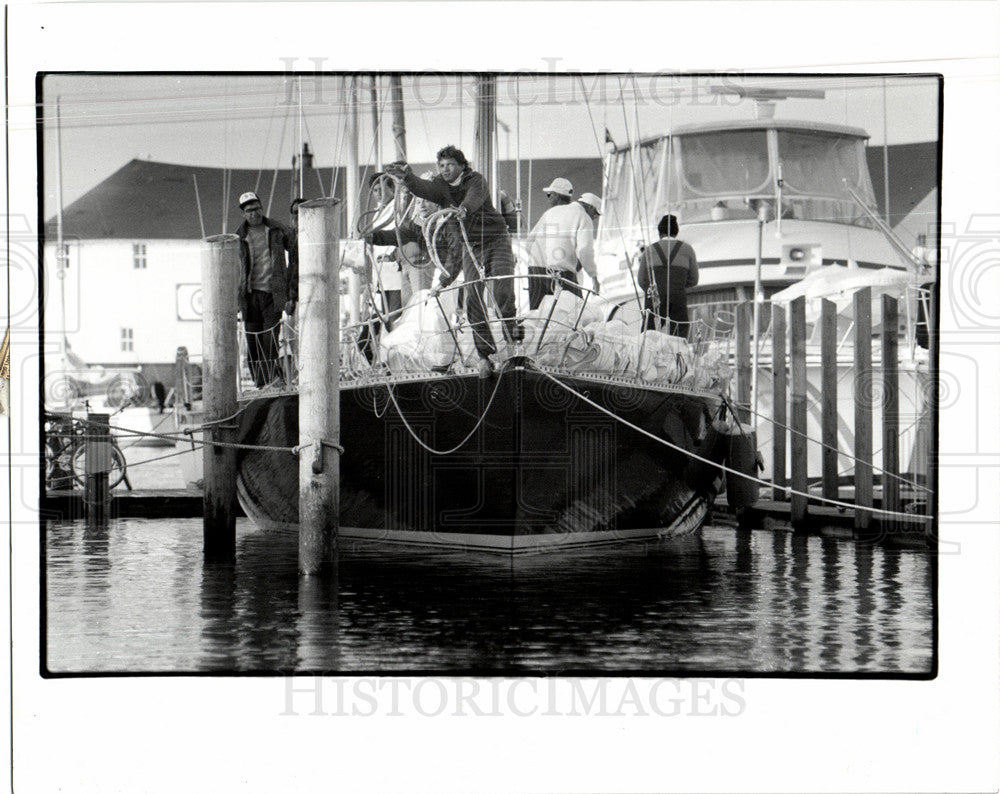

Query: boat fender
[685,418,730,493]
[726,430,760,509]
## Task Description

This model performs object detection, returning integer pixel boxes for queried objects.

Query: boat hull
[235,366,723,553]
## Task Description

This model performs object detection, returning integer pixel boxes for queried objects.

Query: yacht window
[679,131,770,196]
[778,131,867,197]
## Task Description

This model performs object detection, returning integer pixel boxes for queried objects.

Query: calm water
[44,519,934,675]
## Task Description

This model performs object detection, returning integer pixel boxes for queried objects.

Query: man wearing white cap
[542,177,574,208]
[525,188,602,309]
[235,191,296,388]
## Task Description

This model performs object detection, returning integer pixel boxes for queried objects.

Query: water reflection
[44,520,934,675]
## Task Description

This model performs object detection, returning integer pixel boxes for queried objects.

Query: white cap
[542,177,574,197]
[238,191,261,208]
[578,192,602,215]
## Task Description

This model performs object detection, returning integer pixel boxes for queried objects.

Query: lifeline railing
[236,269,737,400]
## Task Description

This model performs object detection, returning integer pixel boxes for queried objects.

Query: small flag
[604,127,616,148]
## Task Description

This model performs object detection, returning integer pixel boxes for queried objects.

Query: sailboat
[233,74,734,554]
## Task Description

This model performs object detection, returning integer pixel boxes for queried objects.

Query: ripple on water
[44,519,934,675]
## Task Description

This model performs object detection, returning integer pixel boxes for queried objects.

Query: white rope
[383,368,507,456]
[738,393,933,495]
[533,366,930,521]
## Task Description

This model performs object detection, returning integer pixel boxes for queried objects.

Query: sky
[40,73,940,214]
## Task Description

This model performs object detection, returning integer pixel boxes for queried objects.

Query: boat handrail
[843,182,923,271]
[236,269,737,400]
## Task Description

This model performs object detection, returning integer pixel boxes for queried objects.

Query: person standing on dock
[385,146,516,378]
[525,183,601,308]
[637,214,698,337]
[235,191,296,388]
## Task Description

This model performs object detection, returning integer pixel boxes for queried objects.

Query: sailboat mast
[369,75,382,170]
[475,75,497,206]
[298,76,305,198]
[345,75,360,237]
[389,75,406,161]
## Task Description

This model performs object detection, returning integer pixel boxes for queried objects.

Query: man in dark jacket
[384,145,516,378]
[236,191,296,387]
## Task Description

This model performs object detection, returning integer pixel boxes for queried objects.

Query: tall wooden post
[368,75,382,171]
[475,75,497,207]
[853,287,874,531]
[297,198,342,575]
[789,296,808,527]
[881,294,900,533]
[820,299,839,501]
[389,75,407,162]
[771,304,787,500]
[735,301,752,424]
[84,412,111,526]
[201,234,240,562]
[927,285,939,543]
[344,76,359,239]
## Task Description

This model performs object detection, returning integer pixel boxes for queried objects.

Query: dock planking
[43,489,245,520]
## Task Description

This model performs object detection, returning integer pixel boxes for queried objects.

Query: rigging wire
[266,100,291,218]
[253,80,283,195]
[300,111,327,197]
[576,75,643,309]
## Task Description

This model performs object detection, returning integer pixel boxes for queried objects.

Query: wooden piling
[84,412,111,526]
[820,299,839,501]
[735,301,752,424]
[853,287,874,531]
[201,234,240,562]
[881,295,900,533]
[928,285,939,542]
[789,296,808,527]
[771,303,787,500]
[297,198,342,576]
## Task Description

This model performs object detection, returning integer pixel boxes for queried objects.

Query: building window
[121,328,134,352]
[132,243,147,269]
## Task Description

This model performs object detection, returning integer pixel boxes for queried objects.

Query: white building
[45,157,330,375]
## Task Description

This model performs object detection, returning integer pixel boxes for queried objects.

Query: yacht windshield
[776,130,877,223]
[597,126,880,249]
[680,130,770,196]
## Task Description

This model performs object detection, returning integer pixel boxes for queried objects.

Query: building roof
[47,157,607,240]
[48,159,332,240]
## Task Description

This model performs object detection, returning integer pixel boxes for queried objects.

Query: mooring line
[732,396,933,494]
[383,367,507,456]
[534,367,930,521]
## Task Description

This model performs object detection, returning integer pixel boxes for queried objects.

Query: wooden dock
[42,489,931,549]
[42,488,245,520]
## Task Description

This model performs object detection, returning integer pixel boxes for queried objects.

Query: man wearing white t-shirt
[526,186,602,309]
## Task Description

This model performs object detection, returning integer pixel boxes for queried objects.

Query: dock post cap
[299,197,342,210]
[203,233,240,244]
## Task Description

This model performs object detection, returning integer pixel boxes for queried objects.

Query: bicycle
[44,410,132,491]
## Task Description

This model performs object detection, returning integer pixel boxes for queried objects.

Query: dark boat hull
[235,365,723,553]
